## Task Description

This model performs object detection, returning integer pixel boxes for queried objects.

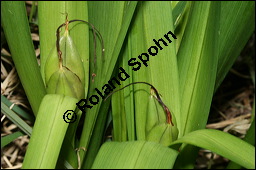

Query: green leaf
[177,1,220,136]
[111,85,127,141]
[78,1,137,164]
[174,1,192,52]
[215,1,255,91]
[1,131,24,148]
[111,1,180,143]
[172,1,187,28]
[175,2,221,168]
[1,102,32,136]
[1,1,46,116]
[1,95,34,122]
[56,110,84,169]
[92,141,178,169]
[170,129,255,169]
[111,36,136,141]
[140,1,180,137]
[28,1,37,23]
[82,99,111,169]
[22,94,78,169]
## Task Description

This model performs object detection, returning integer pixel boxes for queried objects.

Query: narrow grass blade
[170,129,255,169]
[243,102,255,145]
[1,95,34,122]
[1,102,32,136]
[123,2,149,140]
[1,1,46,116]
[28,1,36,23]
[121,50,136,141]
[111,87,127,141]
[92,141,178,169]
[174,1,192,52]
[111,40,136,141]
[1,131,24,148]
[172,1,187,28]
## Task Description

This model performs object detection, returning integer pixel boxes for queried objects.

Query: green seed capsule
[105,82,178,145]
[145,90,178,146]
[45,27,85,99]
[59,31,85,85]
[46,67,84,99]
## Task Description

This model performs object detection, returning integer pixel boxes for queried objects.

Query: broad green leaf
[1,1,46,116]
[1,131,24,148]
[92,141,178,169]
[215,1,255,91]
[56,138,78,169]
[170,129,255,169]
[141,1,180,136]
[22,94,78,169]
[177,1,220,136]
[175,2,220,168]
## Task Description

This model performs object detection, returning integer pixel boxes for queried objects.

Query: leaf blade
[171,129,255,169]
[1,1,46,115]
[92,141,178,169]
[1,131,24,148]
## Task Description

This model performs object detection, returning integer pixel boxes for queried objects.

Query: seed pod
[146,123,178,146]
[145,91,179,146]
[44,37,63,85]
[45,26,85,99]
[46,67,84,99]
[59,31,85,86]
[105,81,179,145]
